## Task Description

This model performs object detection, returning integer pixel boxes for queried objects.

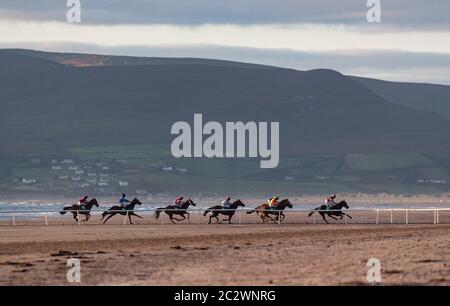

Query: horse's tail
[59,206,70,215]
[154,208,163,219]
[308,208,319,217]
[247,209,256,214]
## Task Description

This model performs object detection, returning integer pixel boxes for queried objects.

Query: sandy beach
[0,219,449,285]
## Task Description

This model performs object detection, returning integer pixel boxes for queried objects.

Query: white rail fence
[1,207,450,226]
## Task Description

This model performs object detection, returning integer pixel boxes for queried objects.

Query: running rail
[1,207,450,226]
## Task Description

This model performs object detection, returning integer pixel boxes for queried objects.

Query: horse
[60,198,99,223]
[308,200,352,224]
[203,199,245,224]
[154,199,196,223]
[247,199,293,223]
[101,198,143,224]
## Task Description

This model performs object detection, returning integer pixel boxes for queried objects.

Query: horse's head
[90,198,99,207]
[186,199,196,207]
[280,199,293,209]
[340,200,349,209]
[234,199,245,207]
[131,198,142,205]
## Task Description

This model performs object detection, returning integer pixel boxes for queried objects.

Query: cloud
[2,41,450,85]
[0,0,449,30]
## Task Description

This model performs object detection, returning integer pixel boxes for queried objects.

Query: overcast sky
[1,0,449,84]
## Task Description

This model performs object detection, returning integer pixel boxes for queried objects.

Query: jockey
[325,194,336,210]
[222,196,232,209]
[174,196,184,208]
[268,196,279,209]
[78,195,88,209]
[119,193,130,208]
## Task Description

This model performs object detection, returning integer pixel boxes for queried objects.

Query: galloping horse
[154,199,196,223]
[308,200,352,224]
[101,198,143,224]
[204,200,245,224]
[60,198,99,223]
[247,199,293,223]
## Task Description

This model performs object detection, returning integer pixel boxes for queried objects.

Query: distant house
[22,178,36,184]
[136,189,147,195]
[102,166,110,170]
[87,172,97,177]
[100,173,109,178]
[284,176,294,181]
[75,170,84,175]
[162,166,173,171]
[176,168,188,173]
[59,175,69,180]
[87,178,97,183]
[71,176,81,181]
[61,159,74,164]
[51,165,62,170]
[119,180,129,186]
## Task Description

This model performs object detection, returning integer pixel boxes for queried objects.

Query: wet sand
[0,219,449,285]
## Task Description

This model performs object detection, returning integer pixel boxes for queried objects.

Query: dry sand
[0,217,449,285]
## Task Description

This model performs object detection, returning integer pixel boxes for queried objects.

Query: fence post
[77,211,81,226]
[344,214,347,224]
[238,210,241,224]
[390,209,393,224]
[405,209,409,224]
[162,210,165,225]
[12,212,16,227]
[437,210,439,224]
[376,210,379,225]
[123,211,129,225]
[44,212,48,226]
[313,213,316,224]
[278,210,281,225]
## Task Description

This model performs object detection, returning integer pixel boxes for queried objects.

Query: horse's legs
[187,212,190,221]
[128,213,133,225]
[168,214,176,224]
[280,213,285,222]
[320,212,329,224]
[85,214,90,221]
[102,213,115,224]
[328,214,338,220]
[131,212,143,219]
[72,213,78,223]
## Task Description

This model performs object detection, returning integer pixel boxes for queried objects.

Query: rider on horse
[119,193,130,209]
[268,196,279,209]
[222,196,232,209]
[174,196,184,208]
[78,195,89,209]
[325,194,337,210]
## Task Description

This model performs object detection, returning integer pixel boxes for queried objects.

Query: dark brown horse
[308,200,352,224]
[154,199,196,223]
[101,198,143,224]
[247,199,293,223]
[204,200,245,224]
[60,198,99,223]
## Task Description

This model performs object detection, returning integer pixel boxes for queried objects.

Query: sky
[0,0,449,84]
